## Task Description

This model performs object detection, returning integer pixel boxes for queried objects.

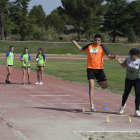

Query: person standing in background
[5,46,14,85]
[20,48,31,85]
[35,48,46,85]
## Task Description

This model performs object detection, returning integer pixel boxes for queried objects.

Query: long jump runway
[0,65,139,140]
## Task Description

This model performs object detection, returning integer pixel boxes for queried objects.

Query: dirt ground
[78,132,140,140]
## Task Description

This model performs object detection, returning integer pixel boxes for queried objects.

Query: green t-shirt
[123,57,140,80]
[36,54,46,66]
[6,51,14,65]
[20,54,31,67]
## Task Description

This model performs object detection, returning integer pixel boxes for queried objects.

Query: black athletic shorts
[87,69,107,82]
[22,66,30,69]
[8,65,13,67]
[37,66,44,68]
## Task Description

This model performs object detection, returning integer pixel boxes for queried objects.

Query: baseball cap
[129,48,139,56]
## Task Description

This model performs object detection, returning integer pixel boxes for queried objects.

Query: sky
[9,0,62,16]
[28,0,62,15]
[9,0,134,16]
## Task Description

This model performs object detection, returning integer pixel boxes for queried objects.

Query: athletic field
[0,57,135,95]
[0,57,139,140]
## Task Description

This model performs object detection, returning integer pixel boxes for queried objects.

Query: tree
[45,11,66,33]
[33,25,43,40]
[56,6,75,25]
[45,26,57,39]
[128,27,136,43]
[3,5,11,40]
[127,0,140,43]
[29,5,46,27]
[83,1,108,42]
[61,0,93,42]
[0,0,9,40]
[61,0,107,42]
[10,0,34,40]
[20,0,34,40]
[103,0,128,43]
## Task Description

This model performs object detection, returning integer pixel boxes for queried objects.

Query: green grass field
[0,41,140,55]
[0,58,135,95]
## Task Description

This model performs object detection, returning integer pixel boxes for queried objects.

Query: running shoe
[35,82,39,85]
[5,80,8,84]
[28,81,31,84]
[134,111,140,117]
[119,104,126,114]
[8,81,12,85]
[39,82,43,85]
[22,82,25,85]
[90,104,96,112]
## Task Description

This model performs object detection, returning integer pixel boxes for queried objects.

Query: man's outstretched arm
[107,54,116,60]
[72,40,83,52]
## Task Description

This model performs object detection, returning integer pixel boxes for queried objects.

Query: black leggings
[122,78,140,110]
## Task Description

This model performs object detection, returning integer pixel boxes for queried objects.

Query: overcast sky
[9,0,134,16]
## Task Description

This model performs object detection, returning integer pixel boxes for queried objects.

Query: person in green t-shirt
[115,48,140,117]
[35,48,46,85]
[20,48,31,85]
[5,46,14,85]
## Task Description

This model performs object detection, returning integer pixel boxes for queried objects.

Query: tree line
[0,0,139,43]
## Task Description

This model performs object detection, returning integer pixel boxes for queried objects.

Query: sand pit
[78,132,140,140]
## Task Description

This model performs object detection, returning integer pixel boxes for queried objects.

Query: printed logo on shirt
[11,56,14,59]
[129,70,134,73]
[90,47,99,53]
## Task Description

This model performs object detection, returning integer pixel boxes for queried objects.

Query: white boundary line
[48,103,89,105]
[41,100,84,101]
[30,95,70,97]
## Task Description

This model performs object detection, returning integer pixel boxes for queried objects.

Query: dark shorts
[22,66,30,69]
[8,65,13,67]
[87,69,107,82]
[37,66,44,68]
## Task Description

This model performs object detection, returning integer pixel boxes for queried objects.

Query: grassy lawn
[0,41,140,55]
[0,58,135,95]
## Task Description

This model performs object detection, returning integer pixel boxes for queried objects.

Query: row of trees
[0,0,47,41]
[0,0,140,43]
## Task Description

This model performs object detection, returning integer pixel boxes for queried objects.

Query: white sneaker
[39,82,43,85]
[35,82,39,85]
[134,110,140,117]
[119,104,126,114]
[90,104,96,112]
